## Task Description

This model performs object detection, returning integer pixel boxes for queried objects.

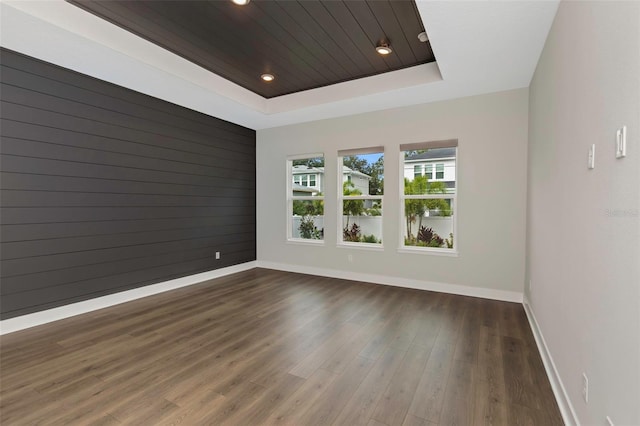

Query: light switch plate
[616,126,627,158]
[588,144,595,169]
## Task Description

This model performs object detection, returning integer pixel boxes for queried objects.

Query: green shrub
[361,234,378,244]
[299,216,322,239]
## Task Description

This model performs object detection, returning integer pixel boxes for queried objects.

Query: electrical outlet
[582,373,589,403]
[215,251,220,260]
[347,254,353,263]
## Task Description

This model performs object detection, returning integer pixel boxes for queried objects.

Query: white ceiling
[0,0,558,130]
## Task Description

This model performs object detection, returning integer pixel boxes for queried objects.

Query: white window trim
[399,146,458,255]
[287,153,325,244]
[337,150,384,249]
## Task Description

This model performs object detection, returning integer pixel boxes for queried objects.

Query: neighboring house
[291,165,323,194]
[292,165,371,195]
[403,147,456,193]
[342,166,371,195]
[292,183,318,197]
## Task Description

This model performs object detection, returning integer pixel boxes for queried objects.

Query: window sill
[287,238,325,246]
[397,247,459,257]
[337,242,384,252]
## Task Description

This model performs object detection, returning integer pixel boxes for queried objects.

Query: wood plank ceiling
[67,0,436,98]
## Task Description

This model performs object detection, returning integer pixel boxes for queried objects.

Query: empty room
[1,1,638,425]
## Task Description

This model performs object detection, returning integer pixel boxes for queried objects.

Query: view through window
[401,142,457,251]
[338,148,384,245]
[288,155,324,241]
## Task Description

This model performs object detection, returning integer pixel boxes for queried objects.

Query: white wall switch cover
[616,126,627,158]
[588,144,596,169]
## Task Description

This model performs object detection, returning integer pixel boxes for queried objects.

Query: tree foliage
[342,155,384,195]
[404,176,451,240]
[342,181,364,227]
[404,149,428,159]
[342,156,368,174]
[294,195,324,240]
[292,157,324,168]
[299,216,323,239]
[367,157,384,195]
[292,197,324,216]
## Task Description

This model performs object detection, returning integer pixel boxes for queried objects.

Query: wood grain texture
[0,269,562,425]
[67,0,436,98]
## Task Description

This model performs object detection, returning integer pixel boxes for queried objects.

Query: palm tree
[404,176,450,240]
[343,181,364,228]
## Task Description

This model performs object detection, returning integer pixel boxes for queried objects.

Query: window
[425,164,433,180]
[288,155,324,242]
[338,147,384,246]
[401,141,457,252]
[293,174,317,187]
[414,165,422,179]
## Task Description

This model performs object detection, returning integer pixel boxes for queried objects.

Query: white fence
[292,215,453,241]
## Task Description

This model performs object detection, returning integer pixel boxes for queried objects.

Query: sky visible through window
[359,153,382,165]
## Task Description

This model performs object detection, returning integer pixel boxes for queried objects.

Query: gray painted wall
[526,2,640,424]
[0,48,256,319]
[257,88,528,298]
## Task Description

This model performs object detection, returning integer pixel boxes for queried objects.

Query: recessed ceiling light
[261,73,275,82]
[375,42,393,55]
[231,0,250,5]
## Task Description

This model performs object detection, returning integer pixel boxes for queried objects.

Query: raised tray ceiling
[68,0,436,98]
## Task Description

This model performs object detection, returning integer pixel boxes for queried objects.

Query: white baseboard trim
[0,261,258,336]
[523,295,579,426]
[255,260,523,303]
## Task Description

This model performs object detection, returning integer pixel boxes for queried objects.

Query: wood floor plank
[296,356,374,426]
[0,269,563,426]
[407,341,456,423]
[372,343,433,426]
[439,360,476,426]
[288,321,362,378]
[473,326,508,426]
[197,380,266,425]
[219,373,304,425]
[332,344,409,426]
[264,368,337,425]
[158,388,225,425]
[402,413,428,426]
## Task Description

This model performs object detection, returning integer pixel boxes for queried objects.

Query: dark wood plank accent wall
[0,48,256,320]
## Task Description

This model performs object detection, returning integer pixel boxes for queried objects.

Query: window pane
[341,152,384,196]
[425,164,433,179]
[342,199,382,244]
[292,199,324,240]
[291,156,324,197]
[403,198,454,248]
[403,148,456,195]
[413,164,422,178]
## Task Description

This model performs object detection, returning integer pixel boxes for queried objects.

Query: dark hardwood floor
[0,268,562,425]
